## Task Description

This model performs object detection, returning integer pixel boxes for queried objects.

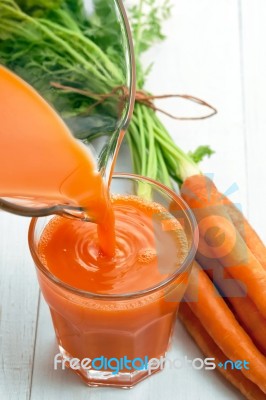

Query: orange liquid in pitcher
[0,66,115,256]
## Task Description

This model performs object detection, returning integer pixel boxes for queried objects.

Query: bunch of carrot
[2,1,264,396]
[178,174,266,399]
[125,2,266,395]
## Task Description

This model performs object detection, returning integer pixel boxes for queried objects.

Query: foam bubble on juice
[137,248,157,263]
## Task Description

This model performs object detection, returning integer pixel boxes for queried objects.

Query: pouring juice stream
[0,66,115,256]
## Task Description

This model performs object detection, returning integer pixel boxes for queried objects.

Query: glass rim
[28,173,199,301]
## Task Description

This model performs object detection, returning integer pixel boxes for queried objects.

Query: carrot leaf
[189,146,215,164]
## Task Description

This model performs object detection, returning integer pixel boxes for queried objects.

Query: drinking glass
[28,174,198,388]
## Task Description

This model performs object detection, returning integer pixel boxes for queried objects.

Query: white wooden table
[1,1,265,399]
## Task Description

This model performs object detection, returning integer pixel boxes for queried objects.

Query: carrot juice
[29,176,198,387]
[0,66,197,387]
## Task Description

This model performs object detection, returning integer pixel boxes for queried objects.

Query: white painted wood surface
[1,1,266,399]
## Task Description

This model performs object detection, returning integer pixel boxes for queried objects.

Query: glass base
[58,346,164,388]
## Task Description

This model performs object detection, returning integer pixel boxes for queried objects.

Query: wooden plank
[240,0,266,242]
[0,214,39,400]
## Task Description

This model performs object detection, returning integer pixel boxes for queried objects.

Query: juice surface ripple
[39,195,189,294]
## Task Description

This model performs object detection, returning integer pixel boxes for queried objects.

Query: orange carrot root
[196,253,266,355]
[223,199,266,271]
[181,175,266,319]
[185,262,266,393]
[179,302,266,400]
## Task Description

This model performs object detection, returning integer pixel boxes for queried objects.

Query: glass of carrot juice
[28,174,198,388]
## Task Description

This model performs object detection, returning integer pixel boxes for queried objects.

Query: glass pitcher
[0,0,135,218]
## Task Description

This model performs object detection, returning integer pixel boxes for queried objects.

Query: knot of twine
[51,82,217,120]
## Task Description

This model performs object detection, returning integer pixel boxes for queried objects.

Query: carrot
[196,253,266,355]
[179,302,266,400]
[181,175,266,319]
[185,262,266,393]
[223,198,266,271]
